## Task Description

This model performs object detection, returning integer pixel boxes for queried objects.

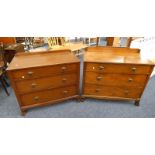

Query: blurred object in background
[48,37,65,48]
[0,37,16,44]
[24,37,34,50]
[0,37,25,63]
[130,37,155,76]
[113,37,120,47]
[33,37,45,48]
[3,43,25,63]
[84,37,99,46]
[0,42,10,96]
[130,37,155,60]
[16,37,25,43]
[107,37,134,47]
[106,37,114,46]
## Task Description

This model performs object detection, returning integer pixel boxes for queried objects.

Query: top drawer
[11,63,79,80]
[85,62,153,74]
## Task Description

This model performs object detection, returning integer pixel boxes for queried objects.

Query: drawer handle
[28,71,34,76]
[95,89,100,93]
[131,67,137,72]
[31,83,37,88]
[124,90,129,95]
[62,78,67,82]
[128,78,133,82]
[63,90,68,94]
[34,96,39,101]
[98,66,104,70]
[96,76,103,81]
[61,66,67,70]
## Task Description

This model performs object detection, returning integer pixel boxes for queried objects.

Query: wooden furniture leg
[96,37,100,46]
[135,100,140,106]
[0,76,10,96]
[76,96,81,102]
[21,110,27,116]
[3,75,10,87]
[80,96,85,102]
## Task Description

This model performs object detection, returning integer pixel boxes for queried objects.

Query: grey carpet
[0,53,155,118]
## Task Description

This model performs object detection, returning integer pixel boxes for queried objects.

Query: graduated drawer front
[83,84,143,99]
[12,63,78,80]
[20,85,77,106]
[84,72,147,87]
[85,63,152,74]
[15,73,77,94]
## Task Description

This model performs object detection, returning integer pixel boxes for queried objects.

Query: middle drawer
[15,73,77,94]
[84,72,147,87]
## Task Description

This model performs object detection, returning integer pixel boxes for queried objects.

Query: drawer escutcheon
[96,76,103,81]
[31,83,37,88]
[27,71,34,76]
[128,78,133,82]
[98,66,104,70]
[34,96,39,101]
[95,89,100,93]
[63,90,68,94]
[62,78,67,82]
[131,67,137,72]
[61,66,67,71]
[124,90,129,95]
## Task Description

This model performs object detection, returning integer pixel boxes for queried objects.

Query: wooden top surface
[84,47,155,65]
[7,50,80,71]
[29,42,88,52]
[85,46,140,53]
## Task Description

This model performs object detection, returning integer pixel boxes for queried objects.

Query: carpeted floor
[0,52,155,118]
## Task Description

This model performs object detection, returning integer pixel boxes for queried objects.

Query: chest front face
[7,51,80,115]
[82,49,155,105]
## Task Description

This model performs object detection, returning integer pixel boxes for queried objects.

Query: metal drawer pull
[62,78,67,82]
[95,89,100,92]
[63,90,68,94]
[98,66,104,70]
[34,96,39,101]
[131,67,137,72]
[124,90,129,95]
[31,83,37,88]
[27,71,33,76]
[96,76,103,80]
[128,78,133,82]
[61,66,67,70]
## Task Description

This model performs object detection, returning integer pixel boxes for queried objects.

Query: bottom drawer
[20,85,77,106]
[83,84,143,99]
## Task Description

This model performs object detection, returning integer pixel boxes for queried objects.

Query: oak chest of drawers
[82,47,155,106]
[7,50,80,115]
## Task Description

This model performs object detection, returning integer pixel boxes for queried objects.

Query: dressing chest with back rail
[7,50,80,115]
[82,47,155,105]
